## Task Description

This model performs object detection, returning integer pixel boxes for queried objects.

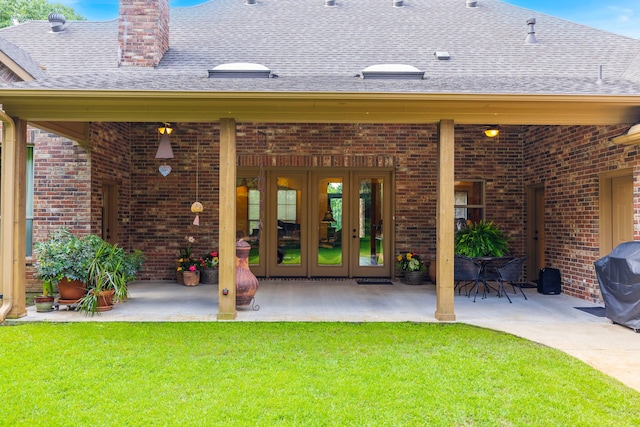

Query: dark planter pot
[34,295,55,312]
[201,268,219,284]
[57,278,88,303]
[404,270,425,285]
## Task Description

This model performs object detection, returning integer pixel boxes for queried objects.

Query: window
[248,189,260,236]
[0,144,34,256]
[454,180,484,225]
[26,145,34,256]
[277,189,298,222]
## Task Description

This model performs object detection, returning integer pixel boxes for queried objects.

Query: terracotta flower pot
[57,278,88,303]
[182,270,200,286]
[95,289,115,312]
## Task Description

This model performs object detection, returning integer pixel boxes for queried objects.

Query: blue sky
[60,0,639,39]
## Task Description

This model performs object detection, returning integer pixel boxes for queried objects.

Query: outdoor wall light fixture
[156,122,174,176]
[484,126,500,138]
[612,122,640,146]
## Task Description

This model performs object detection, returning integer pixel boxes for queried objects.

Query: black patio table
[470,256,514,302]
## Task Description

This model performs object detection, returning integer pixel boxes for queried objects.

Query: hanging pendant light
[156,122,174,176]
[191,138,203,225]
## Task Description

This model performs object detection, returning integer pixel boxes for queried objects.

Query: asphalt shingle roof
[1,0,639,95]
[0,36,47,80]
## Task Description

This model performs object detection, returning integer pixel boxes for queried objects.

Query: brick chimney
[118,0,169,67]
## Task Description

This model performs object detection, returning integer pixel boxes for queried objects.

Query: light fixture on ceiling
[156,122,174,176]
[484,126,500,138]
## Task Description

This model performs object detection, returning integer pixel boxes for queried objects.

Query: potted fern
[76,236,144,315]
[454,220,510,257]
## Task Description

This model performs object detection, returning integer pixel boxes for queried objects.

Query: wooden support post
[435,119,456,321]
[0,115,26,320]
[217,118,238,320]
[9,119,27,318]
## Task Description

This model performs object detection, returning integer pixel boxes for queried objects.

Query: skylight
[208,63,272,78]
[360,64,424,80]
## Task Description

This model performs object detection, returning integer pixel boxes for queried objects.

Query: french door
[236,168,392,278]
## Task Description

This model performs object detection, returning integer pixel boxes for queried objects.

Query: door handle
[352,229,357,239]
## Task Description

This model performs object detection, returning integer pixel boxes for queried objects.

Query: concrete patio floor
[12,279,640,393]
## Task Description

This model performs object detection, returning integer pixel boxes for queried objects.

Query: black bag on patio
[537,267,562,295]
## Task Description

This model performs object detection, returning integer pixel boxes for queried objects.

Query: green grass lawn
[1,322,638,426]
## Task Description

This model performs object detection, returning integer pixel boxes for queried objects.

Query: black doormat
[356,279,393,285]
[574,307,606,317]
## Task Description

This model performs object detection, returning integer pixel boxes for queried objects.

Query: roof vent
[208,63,273,78]
[48,13,66,32]
[325,0,336,6]
[434,51,450,60]
[596,64,604,85]
[245,0,257,4]
[525,18,538,44]
[361,64,424,80]
[466,0,477,7]
[393,0,404,7]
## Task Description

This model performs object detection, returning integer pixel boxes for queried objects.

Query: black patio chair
[454,255,482,298]
[493,255,529,303]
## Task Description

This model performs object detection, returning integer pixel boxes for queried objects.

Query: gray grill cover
[594,242,640,330]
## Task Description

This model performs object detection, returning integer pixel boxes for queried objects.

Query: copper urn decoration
[235,240,259,307]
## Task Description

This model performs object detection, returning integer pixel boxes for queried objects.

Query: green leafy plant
[177,257,206,272]
[76,237,145,315]
[396,252,426,272]
[40,278,54,297]
[33,227,94,286]
[179,235,196,258]
[455,220,510,257]
[203,251,219,269]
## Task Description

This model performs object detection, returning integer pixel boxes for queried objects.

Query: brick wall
[25,120,636,302]
[27,128,91,291]
[118,0,170,67]
[523,124,636,302]
[127,122,526,282]
[129,123,220,280]
[89,122,134,245]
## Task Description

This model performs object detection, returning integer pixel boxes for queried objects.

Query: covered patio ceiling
[2,90,640,144]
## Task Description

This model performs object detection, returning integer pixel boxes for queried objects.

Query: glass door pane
[351,173,391,277]
[236,174,264,276]
[359,178,384,266]
[310,173,348,277]
[318,178,343,266]
[271,174,307,276]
